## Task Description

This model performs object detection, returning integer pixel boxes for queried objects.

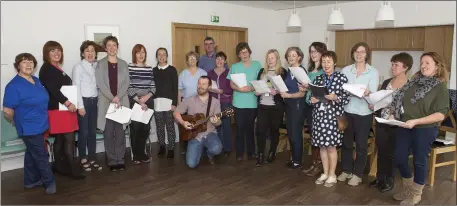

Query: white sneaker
[348,175,362,186]
[324,175,337,187]
[337,172,353,182]
[315,174,328,185]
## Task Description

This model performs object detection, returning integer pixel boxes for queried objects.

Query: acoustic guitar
[179,107,235,141]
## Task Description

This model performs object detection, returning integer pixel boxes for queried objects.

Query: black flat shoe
[167,150,174,159]
[285,160,294,167]
[157,146,166,156]
[286,162,303,169]
[256,153,264,167]
[369,178,384,188]
[265,151,276,163]
[380,178,394,193]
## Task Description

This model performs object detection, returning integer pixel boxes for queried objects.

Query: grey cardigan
[95,56,130,130]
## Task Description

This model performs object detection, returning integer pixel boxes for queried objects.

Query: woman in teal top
[227,42,262,161]
[303,42,327,177]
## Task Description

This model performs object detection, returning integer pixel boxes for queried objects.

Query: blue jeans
[22,134,55,188]
[186,132,222,168]
[285,98,306,164]
[217,102,233,152]
[77,97,98,160]
[395,126,438,185]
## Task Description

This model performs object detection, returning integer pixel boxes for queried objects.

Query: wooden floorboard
[1,144,456,205]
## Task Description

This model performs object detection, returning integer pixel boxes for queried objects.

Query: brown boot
[393,177,414,201]
[400,182,424,205]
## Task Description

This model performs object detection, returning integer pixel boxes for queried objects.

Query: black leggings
[256,104,284,155]
[53,132,80,176]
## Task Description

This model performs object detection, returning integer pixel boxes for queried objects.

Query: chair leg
[428,150,437,186]
[453,150,457,182]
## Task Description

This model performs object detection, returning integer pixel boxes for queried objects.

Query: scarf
[390,74,442,119]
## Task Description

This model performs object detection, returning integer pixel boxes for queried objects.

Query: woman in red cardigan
[39,40,84,180]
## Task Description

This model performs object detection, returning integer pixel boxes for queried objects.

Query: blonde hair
[263,49,283,76]
[413,52,449,83]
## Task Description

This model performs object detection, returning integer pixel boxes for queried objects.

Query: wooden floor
[1,144,456,205]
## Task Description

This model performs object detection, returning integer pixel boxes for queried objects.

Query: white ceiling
[222,1,355,11]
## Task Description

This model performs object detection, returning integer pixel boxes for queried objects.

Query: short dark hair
[79,40,98,60]
[307,42,328,72]
[320,51,338,65]
[215,51,227,60]
[14,53,37,72]
[132,44,147,64]
[235,42,252,60]
[103,35,119,49]
[204,37,215,43]
[199,75,212,86]
[285,47,305,64]
[391,52,413,72]
[42,40,64,64]
[350,42,371,62]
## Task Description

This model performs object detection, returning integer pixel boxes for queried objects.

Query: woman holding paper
[390,52,449,205]
[208,51,233,156]
[369,52,412,192]
[310,51,349,187]
[227,42,262,161]
[339,42,379,186]
[303,42,327,176]
[127,44,155,165]
[3,53,56,194]
[254,49,286,166]
[281,47,307,169]
[39,40,84,179]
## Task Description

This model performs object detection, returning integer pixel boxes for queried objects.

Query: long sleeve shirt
[153,64,178,106]
[127,63,155,101]
[72,60,98,109]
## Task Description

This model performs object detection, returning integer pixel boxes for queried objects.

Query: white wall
[277,1,456,84]
[0,1,282,103]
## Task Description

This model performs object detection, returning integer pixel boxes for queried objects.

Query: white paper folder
[105,103,133,124]
[59,85,78,111]
[131,103,155,124]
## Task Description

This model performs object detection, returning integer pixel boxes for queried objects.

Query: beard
[197,87,209,95]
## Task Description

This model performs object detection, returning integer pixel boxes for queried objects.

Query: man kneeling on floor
[174,76,222,168]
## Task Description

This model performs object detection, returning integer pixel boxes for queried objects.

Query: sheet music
[211,80,219,90]
[250,80,271,94]
[289,67,311,84]
[154,98,172,112]
[105,103,133,124]
[309,83,329,103]
[59,85,78,111]
[342,83,367,98]
[131,103,155,124]
[268,75,289,93]
[375,117,405,127]
[230,73,248,88]
[364,90,394,111]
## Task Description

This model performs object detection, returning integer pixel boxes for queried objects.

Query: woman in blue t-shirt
[280,47,307,169]
[3,53,56,194]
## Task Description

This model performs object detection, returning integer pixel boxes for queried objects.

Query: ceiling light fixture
[287,0,301,30]
[327,1,344,30]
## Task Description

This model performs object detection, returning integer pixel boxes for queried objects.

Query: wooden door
[173,28,207,74]
[335,31,348,68]
[206,30,242,68]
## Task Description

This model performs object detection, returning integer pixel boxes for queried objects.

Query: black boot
[265,151,276,163]
[380,177,395,193]
[167,149,174,159]
[157,146,166,157]
[256,153,264,167]
[369,178,384,188]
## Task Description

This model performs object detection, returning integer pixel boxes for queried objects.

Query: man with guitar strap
[174,76,223,168]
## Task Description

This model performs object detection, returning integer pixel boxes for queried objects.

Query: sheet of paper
[59,85,78,111]
[131,103,155,124]
[250,80,271,94]
[105,103,133,124]
[289,67,311,85]
[154,98,172,112]
[268,75,289,93]
[230,73,247,88]
[364,90,394,111]
[211,80,219,90]
[375,117,405,127]
[342,84,367,98]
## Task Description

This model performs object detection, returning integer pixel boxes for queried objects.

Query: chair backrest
[440,110,457,133]
[1,113,19,144]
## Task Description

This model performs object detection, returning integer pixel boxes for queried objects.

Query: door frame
[171,22,248,67]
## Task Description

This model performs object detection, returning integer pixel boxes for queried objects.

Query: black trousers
[129,100,153,161]
[256,104,284,155]
[53,132,81,176]
[375,123,397,179]
[341,112,373,177]
[234,107,257,157]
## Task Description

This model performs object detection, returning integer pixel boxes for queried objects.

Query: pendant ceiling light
[376,1,395,22]
[327,1,344,30]
[287,0,301,29]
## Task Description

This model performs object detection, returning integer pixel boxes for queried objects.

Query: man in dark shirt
[198,37,228,72]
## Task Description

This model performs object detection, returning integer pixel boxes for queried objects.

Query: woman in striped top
[127,44,155,164]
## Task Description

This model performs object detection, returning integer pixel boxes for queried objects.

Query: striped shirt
[127,64,155,98]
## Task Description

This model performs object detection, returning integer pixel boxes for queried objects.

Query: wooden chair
[428,109,457,186]
[277,113,290,153]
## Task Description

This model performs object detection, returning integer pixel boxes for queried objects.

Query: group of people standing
[3,34,450,206]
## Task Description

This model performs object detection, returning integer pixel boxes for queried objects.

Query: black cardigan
[38,62,72,110]
[152,65,178,106]
[256,67,287,108]
[375,77,393,118]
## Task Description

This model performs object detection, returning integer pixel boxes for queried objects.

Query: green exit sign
[211,15,220,23]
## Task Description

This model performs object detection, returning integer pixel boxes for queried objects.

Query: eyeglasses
[354,51,366,55]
